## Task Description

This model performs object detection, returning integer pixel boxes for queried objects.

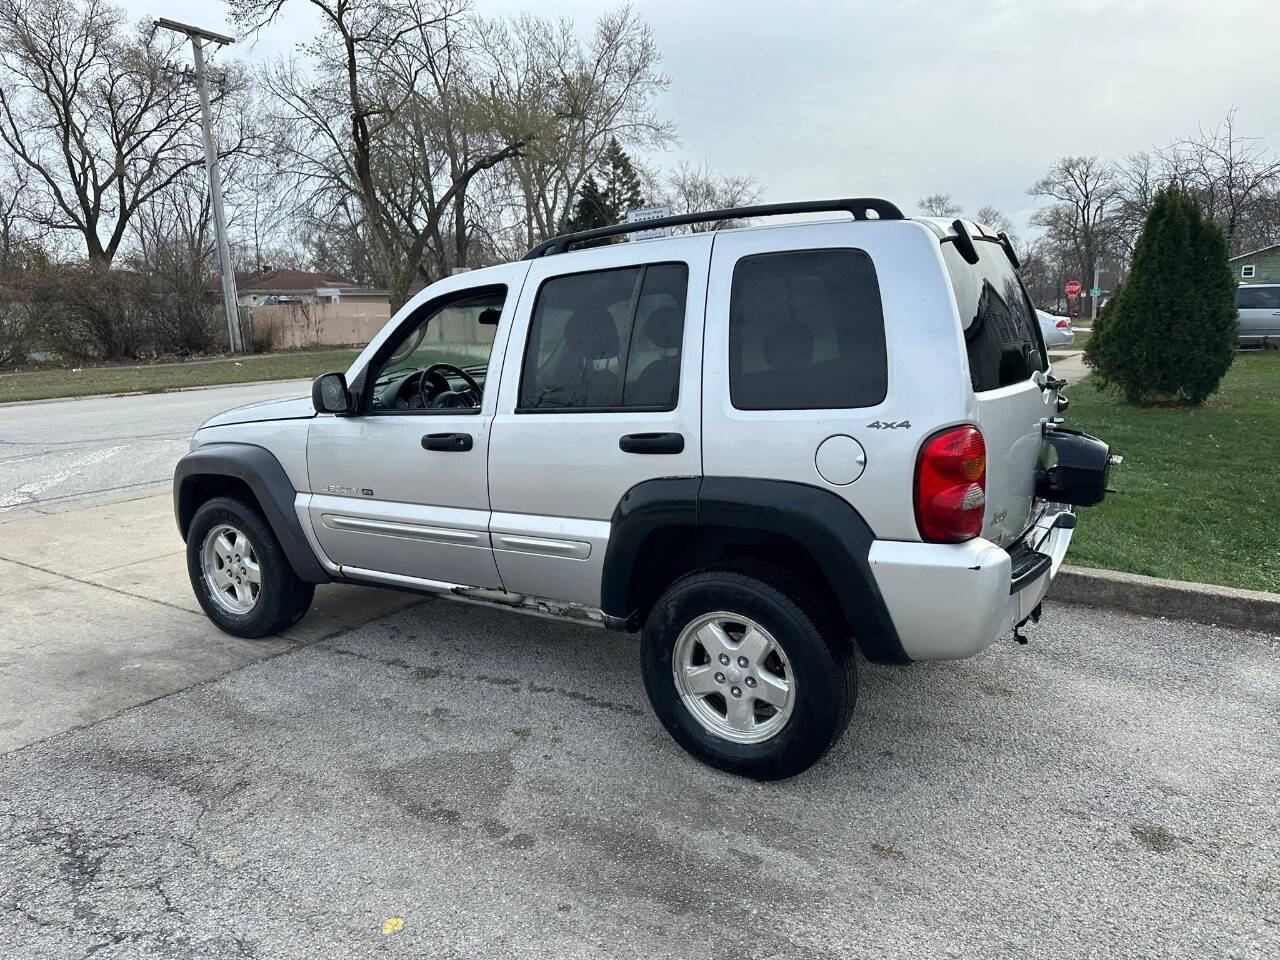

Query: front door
[487,237,713,606]
[306,273,525,587]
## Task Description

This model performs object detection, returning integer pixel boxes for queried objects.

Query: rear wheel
[186,497,314,638]
[641,566,856,780]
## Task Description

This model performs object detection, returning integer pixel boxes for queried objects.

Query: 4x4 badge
[867,419,910,430]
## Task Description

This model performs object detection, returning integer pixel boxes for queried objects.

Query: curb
[0,376,315,408]
[1050,564,1280,635]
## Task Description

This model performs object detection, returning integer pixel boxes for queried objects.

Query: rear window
[1236,286,1280,309]
[728,249,887,410]
[942,240,1046,392]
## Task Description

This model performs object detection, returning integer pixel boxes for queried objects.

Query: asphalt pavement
[1,597,1276,959]
[0,380,311,514]
[1,374,1277,959]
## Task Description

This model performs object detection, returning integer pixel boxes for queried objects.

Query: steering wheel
[417,362,483,408]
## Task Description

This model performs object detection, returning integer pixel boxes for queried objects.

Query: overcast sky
[130,0,1280,235]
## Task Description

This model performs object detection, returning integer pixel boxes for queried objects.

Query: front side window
[728,249,888,410]
[518,263,689,411]
[365,288,505,412]
[1236,286,1280,309]
[942,240,1046,392]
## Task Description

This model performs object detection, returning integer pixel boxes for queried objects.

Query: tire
[186,496,315,639]
[641,565,856,780]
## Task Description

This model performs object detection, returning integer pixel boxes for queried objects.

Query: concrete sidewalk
[1048,350,1088,384]
[0,493,421,755]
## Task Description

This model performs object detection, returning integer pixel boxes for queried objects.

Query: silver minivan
[1236,284,1280,347]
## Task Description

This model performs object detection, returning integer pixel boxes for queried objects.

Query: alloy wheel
[672,611,795,744]
[200,523,262,615]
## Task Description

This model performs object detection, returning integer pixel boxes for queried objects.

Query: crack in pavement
[0,478,169,512]
[0,553,199,616]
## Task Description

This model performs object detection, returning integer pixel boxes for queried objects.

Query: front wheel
[186,496,314,638]
[641,567,856,780]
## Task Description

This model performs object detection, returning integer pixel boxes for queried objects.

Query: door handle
[421,432,473,452]
[619,432,684,454]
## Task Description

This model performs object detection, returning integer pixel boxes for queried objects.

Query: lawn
[0,349,362,403]
[1064,351,1280,592]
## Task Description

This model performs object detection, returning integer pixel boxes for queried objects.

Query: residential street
[0,380,311,514]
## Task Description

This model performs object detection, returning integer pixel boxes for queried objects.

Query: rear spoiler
[944,219,1021,270]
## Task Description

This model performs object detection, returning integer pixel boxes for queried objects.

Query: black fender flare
[173,443,331,584]
[601,476,908,664]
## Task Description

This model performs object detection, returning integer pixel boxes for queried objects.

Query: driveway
[2,597,1276,958]
[1,384,1276,959]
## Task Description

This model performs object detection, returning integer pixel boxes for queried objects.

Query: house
[1229,245,1280,283]
[235,268,367,306]
[232,269,392,349]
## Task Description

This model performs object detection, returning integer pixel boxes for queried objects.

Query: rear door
[487,237,711,606]
[1236,285,1280,340]
[941,235,1054,548]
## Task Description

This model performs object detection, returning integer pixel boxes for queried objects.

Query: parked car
[1037,309,1074,348]
[174,201,1111,779]
[1235,284,1280,348]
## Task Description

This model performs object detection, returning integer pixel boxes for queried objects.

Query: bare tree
[918,193,961,218]
[1109,151,1165,265]
[662,160,759,231]
[973,205,1012,234]
[243,0,530,307]
[0,160,37,271]
[479,6,675,249]
[1159,107,1280,253]
[0,0,234,265]
[1029,155,1118,291]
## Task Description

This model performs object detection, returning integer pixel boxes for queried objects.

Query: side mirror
[312,372,353,415]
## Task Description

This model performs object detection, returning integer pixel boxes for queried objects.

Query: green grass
[1065,351,1280,592]
[0,349,361,403]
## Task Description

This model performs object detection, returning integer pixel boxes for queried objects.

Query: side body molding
[173,443,331,584]
[601,476,908,664]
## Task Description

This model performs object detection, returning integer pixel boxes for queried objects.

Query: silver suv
[175,200,1111,779]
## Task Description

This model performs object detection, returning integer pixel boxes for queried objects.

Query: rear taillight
[915,426,987,542]
[1056,319,1069,330]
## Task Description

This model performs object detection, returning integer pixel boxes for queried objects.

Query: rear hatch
[940,230,1052,548]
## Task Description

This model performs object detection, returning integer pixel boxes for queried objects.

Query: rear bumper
[867,507,1074,661]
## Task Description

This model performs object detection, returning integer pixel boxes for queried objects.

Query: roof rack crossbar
[522,198,905,259]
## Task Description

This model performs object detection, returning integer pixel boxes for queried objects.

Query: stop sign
[1065,280,1082,298]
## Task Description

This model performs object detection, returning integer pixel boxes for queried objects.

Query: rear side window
[518,263,688,411]
[729,249,887,410]
[943,240,1046,392]
[1236,286,1280,309]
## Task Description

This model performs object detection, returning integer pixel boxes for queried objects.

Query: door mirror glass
[312,372,352,414]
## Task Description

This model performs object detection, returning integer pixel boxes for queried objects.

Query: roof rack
[522,198,905,259]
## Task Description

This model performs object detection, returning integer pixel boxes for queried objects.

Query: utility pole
[154,18,243,353]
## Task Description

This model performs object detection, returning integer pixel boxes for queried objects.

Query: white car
[174,202,1112,779]
[1037,309,1075,348]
